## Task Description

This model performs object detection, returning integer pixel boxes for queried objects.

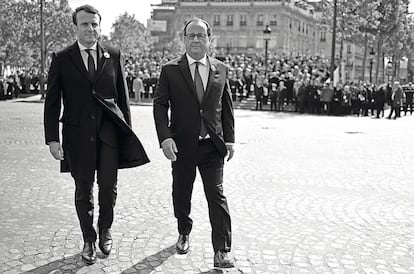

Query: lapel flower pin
[103,51,110,59]
[210,64,217,72]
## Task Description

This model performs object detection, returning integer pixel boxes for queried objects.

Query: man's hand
[161,138,178,162]
[226,143,234,161]
[48,141,64,160]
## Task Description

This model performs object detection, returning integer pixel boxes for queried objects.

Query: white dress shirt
[186,54,209,90]
[78,41,98,71]
[186,54,210,139]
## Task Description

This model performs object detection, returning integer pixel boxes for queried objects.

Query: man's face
[184,21,210,60]
[74,11,101,47]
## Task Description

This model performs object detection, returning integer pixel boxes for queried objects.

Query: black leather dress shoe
[81,242,96,265]
[214,250,234,268]
[99,229,113,255]
[175,234,190,254]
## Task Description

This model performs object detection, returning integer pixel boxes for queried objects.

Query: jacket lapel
[95,42,108,83]
[203,56,217,101]
[178,54,200,104]
[68,42,90,82]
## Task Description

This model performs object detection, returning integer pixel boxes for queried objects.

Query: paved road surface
[1,101,414,273]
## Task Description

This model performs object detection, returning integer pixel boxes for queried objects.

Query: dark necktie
[194,61,207,138]
[85,49,96,80]
[194,62,204,102]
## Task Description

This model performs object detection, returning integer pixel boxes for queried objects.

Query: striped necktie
[194,61,207,138]
[194,61,204,102]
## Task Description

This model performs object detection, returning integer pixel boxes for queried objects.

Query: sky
[69,0,414,36]
[68,0,162,35]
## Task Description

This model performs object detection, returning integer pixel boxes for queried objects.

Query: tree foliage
[165,33,185,57]
[0,0,75,69]
[110,12,153,56]
[319,0,413,82]
[0,0,36,67]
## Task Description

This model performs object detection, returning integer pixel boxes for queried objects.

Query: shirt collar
[186,54,208,67]
[78,41,97,51]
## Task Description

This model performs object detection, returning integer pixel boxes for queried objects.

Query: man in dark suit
[153,18,235,268]
[43,5,149,265]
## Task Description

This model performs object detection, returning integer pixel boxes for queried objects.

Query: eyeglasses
[185,33,208,40]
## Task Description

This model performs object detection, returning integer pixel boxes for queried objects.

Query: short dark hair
[72,5,101,25]
[183,17,212,37]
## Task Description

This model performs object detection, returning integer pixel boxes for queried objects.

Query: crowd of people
[0,68,45,100]
[2,52,413,120]
[249,76,412,119]
[120,51,413,120]
[118,52,332,103]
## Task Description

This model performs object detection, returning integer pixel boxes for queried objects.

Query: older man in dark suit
[43,5,149,265]
[153,18,235,268]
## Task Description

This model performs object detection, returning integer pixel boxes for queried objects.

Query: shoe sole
[81,256,96,265]
[214,263,235,268]
[175,246,189,254]
[99,244,111,256]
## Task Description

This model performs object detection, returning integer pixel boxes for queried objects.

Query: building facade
[150,0,329,57]
[149,0,410,84]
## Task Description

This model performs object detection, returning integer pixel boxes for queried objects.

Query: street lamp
[263,24,271,78]
[330,0,338,83]
[40,0,45,99]
[369,47,375,83]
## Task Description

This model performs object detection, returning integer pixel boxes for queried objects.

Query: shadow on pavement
[22,245,176,273]
[120,244,176,273]
[23,253,84,273]
[199,269,225,273]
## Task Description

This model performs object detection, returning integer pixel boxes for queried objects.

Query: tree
[164,32,185,57]
[375,0,410,82]
[0,0,75,70]
[319,0,412,83]
[354,0,380,82]
[110,13,152,56]
[43,0,76,61]
[0,0,37,68]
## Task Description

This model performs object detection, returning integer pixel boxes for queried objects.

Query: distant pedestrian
[270,83,278,111]
[332,84,343,116]
[277,80,287,111]
[320,82,333,115]
[6,76,17,99]
[255,74,264,110]
[388,81,404,119]
[297,81,307,113]
[404,82,414,115]
[132,71,144,103]
[374,86,386,118]
[0,78,5,100]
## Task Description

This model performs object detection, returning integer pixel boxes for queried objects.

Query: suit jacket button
[92,90,96,95]
[90,114,95,119]
[90,137,95,142]
[200,109,203,113]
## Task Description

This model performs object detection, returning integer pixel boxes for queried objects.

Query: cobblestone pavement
[1,101,414,274]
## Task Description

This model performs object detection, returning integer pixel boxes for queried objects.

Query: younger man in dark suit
[44,5,148,264]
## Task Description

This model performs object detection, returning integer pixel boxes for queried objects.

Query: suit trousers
[73,137,119,242]
[172,139,232,252]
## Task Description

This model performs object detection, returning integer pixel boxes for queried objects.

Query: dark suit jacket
[153,54,234,161]
[44,42,149,180]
